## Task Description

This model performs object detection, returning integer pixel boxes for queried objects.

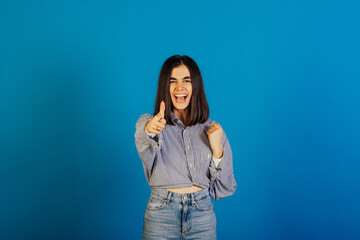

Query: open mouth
[174,94,188,103]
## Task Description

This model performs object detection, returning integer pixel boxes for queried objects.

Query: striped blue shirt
[134,111,237,200]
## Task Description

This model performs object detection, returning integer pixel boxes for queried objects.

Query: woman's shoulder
[137,113,155,120]
[135,113,154,127]
[204,118,219,126]
[191,118,220,129]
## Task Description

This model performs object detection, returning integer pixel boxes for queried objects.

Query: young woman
[134,55,236,239]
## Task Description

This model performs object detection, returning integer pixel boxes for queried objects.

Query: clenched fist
[145,101,167,135]
[206,123,223,158]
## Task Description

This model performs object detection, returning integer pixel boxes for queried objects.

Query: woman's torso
[145,111,216,193]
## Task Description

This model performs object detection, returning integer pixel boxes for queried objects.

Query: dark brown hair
[154,55,209,126]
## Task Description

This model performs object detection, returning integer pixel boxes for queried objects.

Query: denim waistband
[150,187,210,204]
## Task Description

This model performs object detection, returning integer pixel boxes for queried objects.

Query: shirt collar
[170,110,177,122]
[170,110,183,127]
[170,110,206,129]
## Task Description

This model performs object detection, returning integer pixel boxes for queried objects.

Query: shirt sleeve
[208,123,237,201]
[134,113,163,172]
[212,156,222,168]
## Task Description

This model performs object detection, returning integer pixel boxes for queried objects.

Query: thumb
[158,101,165,118]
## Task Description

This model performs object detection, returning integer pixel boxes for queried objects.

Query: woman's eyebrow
[169,76,191,80]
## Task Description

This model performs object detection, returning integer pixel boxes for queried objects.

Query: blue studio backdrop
[1,0,359,239]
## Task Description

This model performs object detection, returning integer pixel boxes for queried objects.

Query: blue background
[1,0,359,239]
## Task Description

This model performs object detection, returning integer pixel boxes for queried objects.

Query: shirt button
[189,163,192,168]
[187,145,190,149]
[208,154,210,158]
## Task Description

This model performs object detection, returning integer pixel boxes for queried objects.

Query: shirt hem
[149,183,208,189]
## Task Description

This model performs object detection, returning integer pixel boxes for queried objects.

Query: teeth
[175,95,187,97]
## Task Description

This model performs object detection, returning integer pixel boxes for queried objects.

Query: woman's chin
[172,102,190,110]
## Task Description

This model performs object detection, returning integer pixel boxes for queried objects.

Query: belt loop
[191,193,196,205]
[166,191,172,203]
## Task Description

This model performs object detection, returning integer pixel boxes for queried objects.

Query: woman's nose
[175,81,185,88]
[175,85,185,90]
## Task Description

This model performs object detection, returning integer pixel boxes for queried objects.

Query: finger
[212,123,222,129]
[153,130,161,134]
[154,121,165,129]
[153,101,165,120]
[149,129,161,134]
[159,101,165,118]
[151,121,165,130]
[153,115,161,121]
[153,115,161,122]
[148,124,160,134]
[160,118,166,124]
[152,126,162,134]
[147,125,160,134]
[150,121,165,129]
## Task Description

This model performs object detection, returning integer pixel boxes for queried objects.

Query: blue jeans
[143,188,217,240]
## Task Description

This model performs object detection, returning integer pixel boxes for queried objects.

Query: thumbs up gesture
[145,101,167,134]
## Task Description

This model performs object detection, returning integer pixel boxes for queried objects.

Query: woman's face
[169,64,193,111]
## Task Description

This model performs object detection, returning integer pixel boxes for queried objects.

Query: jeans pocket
[195,196,213,211]
[146,195,168,211]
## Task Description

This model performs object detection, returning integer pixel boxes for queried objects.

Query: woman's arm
[208,125,237,201]
[134,114,163,171]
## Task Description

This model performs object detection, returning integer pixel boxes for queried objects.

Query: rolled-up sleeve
[208,126,237,201]
[134,114,163,173]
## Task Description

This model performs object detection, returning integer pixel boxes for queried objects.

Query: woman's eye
[169,80,191,83]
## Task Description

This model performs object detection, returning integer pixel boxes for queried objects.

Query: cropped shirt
[134,111,237,200]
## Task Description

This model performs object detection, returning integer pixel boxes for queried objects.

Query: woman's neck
[173,108,189,125]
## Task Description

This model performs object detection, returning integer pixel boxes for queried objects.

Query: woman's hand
[206,123,223,158]
[145,101,167,135]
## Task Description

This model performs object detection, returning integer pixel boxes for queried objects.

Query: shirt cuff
[212,156,223,168]
[145,126,156,138]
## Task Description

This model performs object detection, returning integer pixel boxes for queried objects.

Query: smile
[174,94,188,103]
